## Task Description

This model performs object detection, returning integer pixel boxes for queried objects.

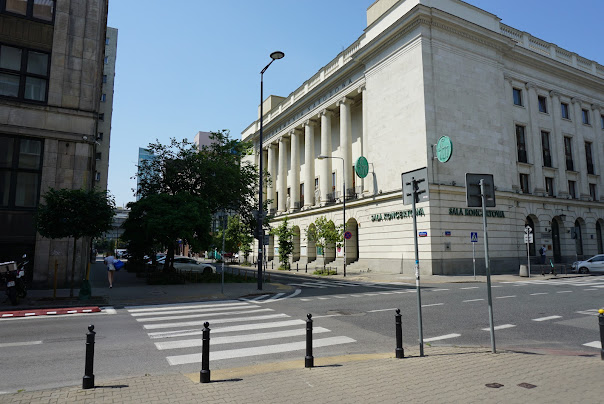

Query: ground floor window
[0,134,43,208]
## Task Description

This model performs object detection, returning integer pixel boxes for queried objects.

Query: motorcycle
[1,254,28,305]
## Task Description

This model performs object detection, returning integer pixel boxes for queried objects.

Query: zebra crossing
[502,276,604,288]
[126,300,355,367]
[286,280,411,290]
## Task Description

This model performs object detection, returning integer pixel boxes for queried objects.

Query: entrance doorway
[345,218,359,264]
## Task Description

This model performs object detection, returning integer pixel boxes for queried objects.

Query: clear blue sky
[106,0,604,208]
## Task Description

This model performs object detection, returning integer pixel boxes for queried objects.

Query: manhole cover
[485,383,504,389]
[518,383,537,389]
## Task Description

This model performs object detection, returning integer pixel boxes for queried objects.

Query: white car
[172,257,215,274]
[571,254,604,274]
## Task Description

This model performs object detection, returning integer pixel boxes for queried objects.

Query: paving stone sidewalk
[3,346,602,403]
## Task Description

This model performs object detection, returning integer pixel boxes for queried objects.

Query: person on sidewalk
[104,253,116,288]
[539,245,547,275]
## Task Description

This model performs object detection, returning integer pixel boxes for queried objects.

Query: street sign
[402,167,429,206]
[471,232,478,243]
[436,136,453,163]
[355,156,369,178]
[419,232,428,237]
[524,233,534,244]
[465,173,496,207]
[344,231,352,240]
[524,226,533,234]
[263,235,269,245]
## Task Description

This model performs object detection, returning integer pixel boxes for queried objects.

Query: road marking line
[576,309,600,316]
[333,296,347,299]
[349,294,364,297]
[496,295,516,299]
[378,292,394,295]
[155,327,332,350]
[1,314,13,317]
[317,297,330,300]
[463,299,484,302]
[491,286,502,288]
[460,287,479,290]
[148,319,307,339]
[136,308,274,323]
[313,314,342,319]
[248,295,270,301]
[127,301,245,312]
[0,340,43,348]
[530,293,548,296]
[101,307,117,315]
[130,303,256,317]
[367,308,397,313]
[532,316,562,322]
[431,289,449,292]
[583,341,601,349]
[82,309,92,313]
[264,293,285,302]
[424,333,461,342]
[287,283,326,289]
[300,298,313,302]
[166,336,356,365]
[264,289,302,302]
[583,288,597,291]
[143,313,289,330]
[67,310,77,314]
[363,293,379,296]
[556,291,572,293]
[46,312,57,315]
[421,303,443,307]
[482,324,515,331]
[24,313,36,316]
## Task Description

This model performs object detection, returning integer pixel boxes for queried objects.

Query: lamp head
[270,51,285,60]
[318,155,328,160]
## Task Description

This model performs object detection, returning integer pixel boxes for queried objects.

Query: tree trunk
[70,236,77,297]
[164,243,175,272]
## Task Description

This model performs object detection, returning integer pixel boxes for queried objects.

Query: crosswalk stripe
[460,287,479,290]
[136,308,274,323]
[288,283,327,289]
[424,333,460,342]
[127,301,245,313]
[143,313,289,330]
[166,336,356,365]
[148,319,307,339]
[266,293,285,301]
[583,341,601,349]
[532,316,562,322]
[130,303,259,317]
[482,324,515,331]
[463,299,484,302]
[155,327,332,350]
[0,340,43,348]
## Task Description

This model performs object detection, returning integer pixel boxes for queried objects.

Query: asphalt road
[1,274,602,394]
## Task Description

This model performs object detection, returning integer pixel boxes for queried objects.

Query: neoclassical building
[242,0,604,274]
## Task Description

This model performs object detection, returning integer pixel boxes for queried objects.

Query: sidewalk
[2,346,601,403]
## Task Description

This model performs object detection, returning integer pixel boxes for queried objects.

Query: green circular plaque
[436,136,453,163]
[355,156,369,178]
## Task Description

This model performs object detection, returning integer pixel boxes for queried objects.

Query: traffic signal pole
[411,177,425,357]
[480,179,496,353]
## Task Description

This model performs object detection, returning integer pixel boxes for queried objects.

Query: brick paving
[3,346,601,403]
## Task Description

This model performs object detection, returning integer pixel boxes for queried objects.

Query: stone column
[571,98,589,198]
[290,129,300,210]
[261,148,268,204]
[320,110,332,205]
[504,76,519,190]
[339,97,353,199]
[267,144,276,212]
[592,104,604,201]
[550,91,568,197]
[525,82,544,193]
[358,85,368,194]
[278,137,288,213]
[304,120,315,207]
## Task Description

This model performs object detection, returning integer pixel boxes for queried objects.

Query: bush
[313,269,337,276]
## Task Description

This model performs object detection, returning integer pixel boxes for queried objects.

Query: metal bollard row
[395,309,405,359]
[200,322,211,383]
[305,313,314,368]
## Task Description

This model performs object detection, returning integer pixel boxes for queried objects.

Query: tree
[212,215,254,259]
[306,216,342,256]
[122,193,212,271]
[36,188,115,296]
[270,217,296,269]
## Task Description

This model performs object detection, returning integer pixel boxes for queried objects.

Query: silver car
[571,254,604,274]
[172,257,216,274]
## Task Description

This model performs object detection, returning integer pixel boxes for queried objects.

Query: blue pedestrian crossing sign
[471,232,478,243]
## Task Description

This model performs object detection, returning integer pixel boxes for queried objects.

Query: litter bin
[519,264,529,277]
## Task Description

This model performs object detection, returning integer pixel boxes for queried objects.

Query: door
[552,219,561,263]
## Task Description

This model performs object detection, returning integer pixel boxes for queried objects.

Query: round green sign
[355,156,369,178]
[436,136,453,163]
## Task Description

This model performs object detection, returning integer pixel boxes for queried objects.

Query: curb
[0,306,101,318]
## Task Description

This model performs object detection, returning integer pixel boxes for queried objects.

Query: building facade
[0,0,109,287]
[95,26,117,191]
[242,0,604,275]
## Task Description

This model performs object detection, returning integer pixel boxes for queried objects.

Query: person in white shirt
[104,254,116,288]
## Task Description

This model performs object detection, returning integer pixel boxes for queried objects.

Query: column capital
[591,103,602,112]
[525,82,538,91]
[357,84,366,94]
[289,128,302,137]
[304,119,317,128]
[549,90,561,99]
[503,74,514,84]
[337,97,354,107]
[319,109,333,118]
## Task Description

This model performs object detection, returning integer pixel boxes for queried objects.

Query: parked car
[172,256,215,274]
[571,254,604,274]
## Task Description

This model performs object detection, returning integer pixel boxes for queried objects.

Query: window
[513,88,523,106]
[0,44,49,102]
[299,183,304,207]
[515,125,527,163]
[2,0,55,23]
[0,135,43,208]
[100,93,106,102]
[601,115,604,130]
[351,165,356,190]
[568,180,576,199]
[585,142,594,174]
[582,109,590,125]
[98,113,104,121]
[97,132,103,141]
[105,37,110,45]
[541,131,552,167]
[589,183,597,201]
[332,172,336,192]
[95,152,101,160]
[95,172,101,181]
[564,137,574,171]
[538,96,548,113]
[519,174,530,194]
[102,75,107,84]
[545,177,554,197]
[314,177,318,190]
[561,102,570,119]
[104,57,108,64]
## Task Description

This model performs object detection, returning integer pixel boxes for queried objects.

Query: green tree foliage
[36,188,115,295]
[306,216,342,254]
[270,217,296,269]
[213,215,254,259]
[122,193,212,271]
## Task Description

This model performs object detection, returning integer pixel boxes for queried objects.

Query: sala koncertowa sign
[449,208,505,218]
[371,208,425,222]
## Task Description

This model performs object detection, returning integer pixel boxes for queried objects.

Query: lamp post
[257,51,285,290]
[318,155,346,277]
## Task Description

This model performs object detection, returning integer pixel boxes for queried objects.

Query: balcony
[293,201,302,210]
[345,186,361,200]
[326,191,339,203]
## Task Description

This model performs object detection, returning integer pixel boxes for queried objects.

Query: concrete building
[242,0,604,275]
[94,26,117,191]
[0,0,109,287]
[194,131,213,149]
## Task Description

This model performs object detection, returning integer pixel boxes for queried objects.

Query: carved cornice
[549,90,561,99]
[525,82,538,90]
[337,97,354,107]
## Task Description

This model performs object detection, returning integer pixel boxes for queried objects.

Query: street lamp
[318,155,346,277]
[257,51,285,290]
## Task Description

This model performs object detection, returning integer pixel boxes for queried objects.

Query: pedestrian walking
[539,245,547,275]
[103,253,116,288]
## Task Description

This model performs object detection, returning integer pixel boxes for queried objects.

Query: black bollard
[200,322,211,383]
[305,314,314,368]
[395,309,405,359]
[296,262,298,272]
[599,309,604,360]
[272,261,274,270]
[305,264,308,273]
[82,324,96,389]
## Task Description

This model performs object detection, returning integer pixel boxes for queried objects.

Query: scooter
[16,255,28,299]
[1,254,28,305]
